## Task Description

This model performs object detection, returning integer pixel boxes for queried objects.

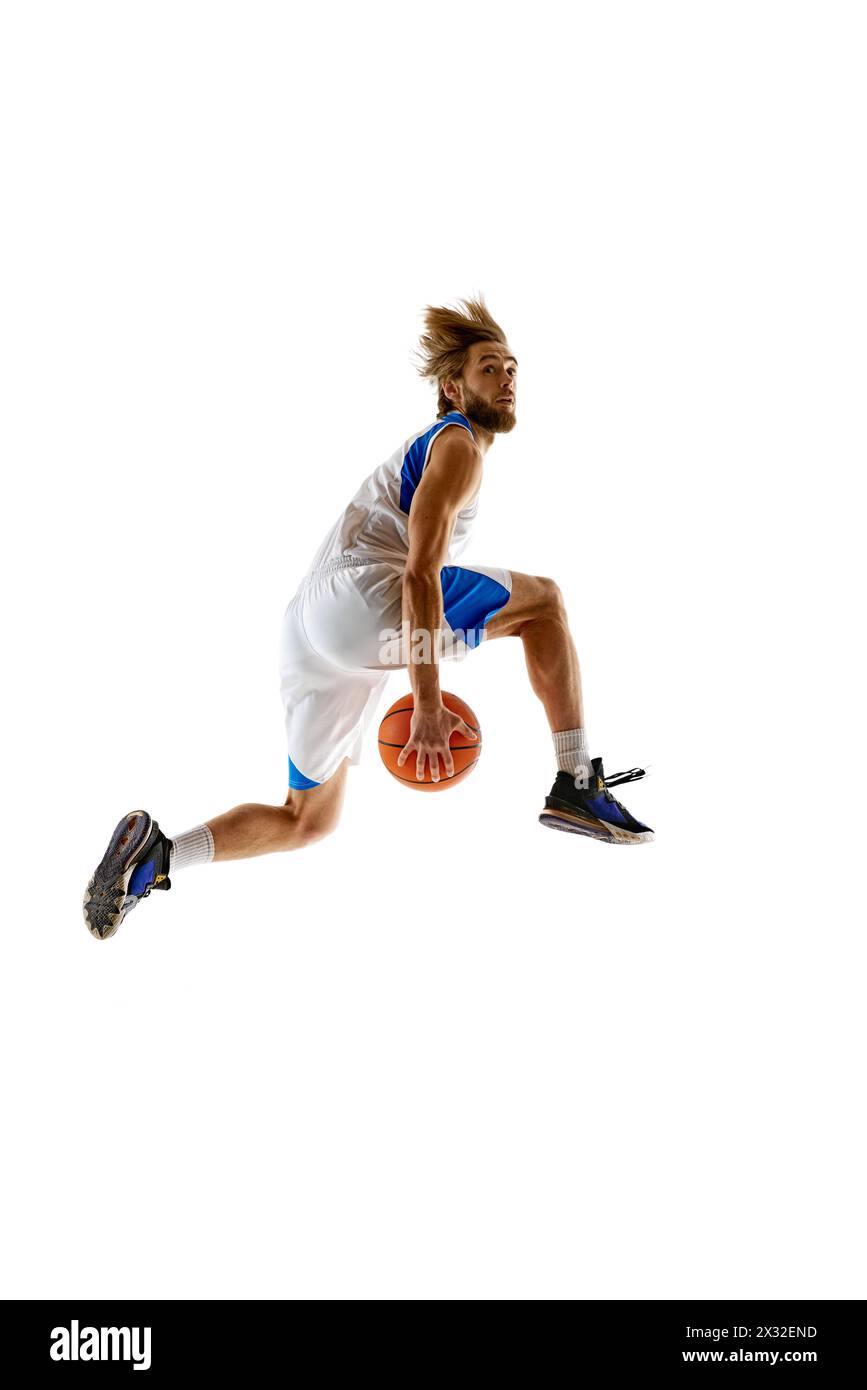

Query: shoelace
[604,767,646,788]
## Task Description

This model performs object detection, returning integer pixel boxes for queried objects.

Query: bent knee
[286,804,340,849]
[534,575,566,616]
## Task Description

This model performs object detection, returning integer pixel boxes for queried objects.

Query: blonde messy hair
[414,294,509,418]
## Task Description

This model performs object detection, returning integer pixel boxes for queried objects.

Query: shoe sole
[538,808,654,844]
[83,810,152,940]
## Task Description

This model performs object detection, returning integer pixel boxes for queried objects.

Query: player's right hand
[396,703,479,782]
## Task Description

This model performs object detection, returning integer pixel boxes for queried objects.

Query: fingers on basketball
[378,692,481,790]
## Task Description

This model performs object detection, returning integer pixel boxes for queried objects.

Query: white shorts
[278,555,512,788]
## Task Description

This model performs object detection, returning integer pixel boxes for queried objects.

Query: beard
[460,386,517,434]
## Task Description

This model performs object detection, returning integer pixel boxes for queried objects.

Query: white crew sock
[169,824,215,873]
[553,728,593,786]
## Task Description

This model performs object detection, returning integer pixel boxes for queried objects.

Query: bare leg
[204,758,350,861]
[484,572,584,731]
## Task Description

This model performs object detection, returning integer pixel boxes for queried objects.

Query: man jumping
[83,296,653,939]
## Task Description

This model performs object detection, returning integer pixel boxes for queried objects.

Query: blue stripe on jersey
[440,566,510,649]
[288,755,321,790]
[399,412,475,515]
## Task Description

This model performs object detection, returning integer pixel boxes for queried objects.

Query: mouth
[497,398,514,405]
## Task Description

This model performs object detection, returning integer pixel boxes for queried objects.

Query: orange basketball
[378,690,481,791]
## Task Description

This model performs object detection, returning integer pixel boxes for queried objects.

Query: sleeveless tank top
[306,411,480,571]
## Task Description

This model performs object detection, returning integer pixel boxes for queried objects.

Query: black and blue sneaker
[539,758,654,844]
[83,810,173,939]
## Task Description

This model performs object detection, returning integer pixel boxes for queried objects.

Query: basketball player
[84,297,653,939]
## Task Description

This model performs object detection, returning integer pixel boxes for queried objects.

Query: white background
[1,1,864,1299]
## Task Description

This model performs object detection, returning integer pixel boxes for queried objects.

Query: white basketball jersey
[307,410,480,571]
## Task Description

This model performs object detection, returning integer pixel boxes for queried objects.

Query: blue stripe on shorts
[288,755,321,790]
[440,566,510,649]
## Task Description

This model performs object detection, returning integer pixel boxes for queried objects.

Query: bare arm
[397,428,482,781]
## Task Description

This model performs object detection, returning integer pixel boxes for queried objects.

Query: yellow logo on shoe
[154,873,167,884]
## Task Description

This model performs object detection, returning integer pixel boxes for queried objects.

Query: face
[445,340,518,434]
